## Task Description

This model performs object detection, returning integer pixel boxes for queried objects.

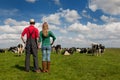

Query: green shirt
[39,31,56,46]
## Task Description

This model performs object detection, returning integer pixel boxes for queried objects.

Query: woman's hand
[51,41,54,45]
[38,43,40,49]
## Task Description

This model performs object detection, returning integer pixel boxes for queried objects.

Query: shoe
[34,69,40,73]
[25,70,29,72]
[42,70,46,73]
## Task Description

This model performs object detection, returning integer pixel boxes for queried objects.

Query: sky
[0,0,120,48]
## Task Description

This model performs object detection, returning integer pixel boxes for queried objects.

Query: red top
[21,25,39,39]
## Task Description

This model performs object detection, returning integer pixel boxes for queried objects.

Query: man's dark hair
[30,22,35,25]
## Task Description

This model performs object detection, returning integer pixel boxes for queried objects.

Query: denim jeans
[41,45,51,61]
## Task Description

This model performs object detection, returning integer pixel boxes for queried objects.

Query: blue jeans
[41,45,51,61]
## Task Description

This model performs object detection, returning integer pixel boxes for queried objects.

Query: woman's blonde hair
[42,22,49,37]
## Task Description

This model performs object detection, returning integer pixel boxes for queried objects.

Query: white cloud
[0,9,18,16]
[41,9,81,25]
[59,28,67,34]
[105,22,120,33]
[82,12,91,19]
[101,15,118,23]
[82,10,87,13]
[0,34,20,40]
[89,0,120,15]
[68,22,89,32]
[89,4,97,12]
[0,25,13,33]
[25,0,37,3]
[4,18,29,26]
[55,36,90,48]
[0,33,22,48]
[41,13,61,25]
[61,21,120,48]
[61,9,81,23]
[48,24,60,30]
[53,0,61,5]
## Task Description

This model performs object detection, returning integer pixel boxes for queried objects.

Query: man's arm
[21,36,25,44]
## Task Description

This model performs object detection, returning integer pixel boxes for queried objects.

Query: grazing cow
[91,43,105,56]
[76,48,81,53]
[62,47,76,55]
[63,50,71,55]
[68,47,76,54]
[99,44,105,54]
[55,45,61,54]
[8,46,18,53]
[62,48,71,55]
[0,49,6,53]
[87,48,93,54]
[80,48,87,53]
[17,44,24,56]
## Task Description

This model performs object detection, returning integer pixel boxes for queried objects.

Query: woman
[38,22,56,72]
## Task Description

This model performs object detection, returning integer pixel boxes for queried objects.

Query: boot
[46,62,50,72]
[42,61,47,72]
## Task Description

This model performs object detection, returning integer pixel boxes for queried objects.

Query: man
[21,19,40,73]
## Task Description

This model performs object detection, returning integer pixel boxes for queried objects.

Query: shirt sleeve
[50,31,56,41]
[21,28,27,37]
[38,31,42,42]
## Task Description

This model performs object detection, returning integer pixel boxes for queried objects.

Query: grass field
[0,48,120,80]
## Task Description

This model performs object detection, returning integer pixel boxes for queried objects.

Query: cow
[8,44,24,56]
[98,44,105,54]
[76,48,81,53]
[80,48,87,54]
[8,46,18,53]
[17,44,24,56]
[87,48,93,54]
[63,50,71,55]
[62,47,76,55]
[68,47,76,54]
[91,43,105,56]
[62,48,71,55]
[0,49,6,53]
[55,44,62,54]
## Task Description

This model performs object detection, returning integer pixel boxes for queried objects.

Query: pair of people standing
[21,19,56,73]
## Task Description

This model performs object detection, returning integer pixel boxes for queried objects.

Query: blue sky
[0,0,120,48]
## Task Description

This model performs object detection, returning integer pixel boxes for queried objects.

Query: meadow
[0,48,120,80]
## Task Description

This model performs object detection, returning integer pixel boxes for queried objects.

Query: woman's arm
[50,31,56,45]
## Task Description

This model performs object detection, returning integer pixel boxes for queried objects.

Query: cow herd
[0,43,105,56]
[52,43,105,56]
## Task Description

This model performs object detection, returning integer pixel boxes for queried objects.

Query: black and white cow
[76,48,81,53]
[62,47,76,55]
[55,44,62,54]
[0,49,6,53]
[62,48,71,55]
[98,44,105,54]
[17,44,24,56]
[91,43,105,56]
[68,47,76,54]
[8,44,24,56]
[8,46,18,53]
[80,48,87,54]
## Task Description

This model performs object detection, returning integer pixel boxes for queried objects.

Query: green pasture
[0,48,120,80]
